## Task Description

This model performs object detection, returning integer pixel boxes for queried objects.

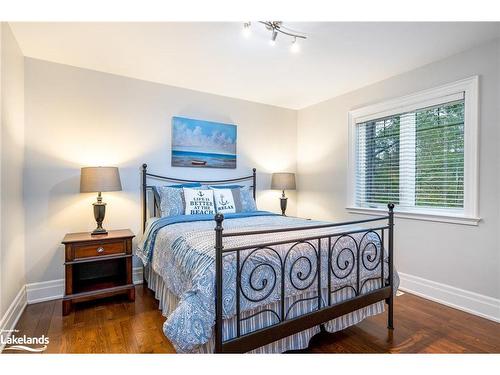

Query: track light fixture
[242,21,307,52]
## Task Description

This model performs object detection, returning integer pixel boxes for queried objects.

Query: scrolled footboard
[214,204,395,353]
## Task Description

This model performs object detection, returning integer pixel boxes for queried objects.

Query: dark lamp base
[91,228,108,236]
[280,196,288,216]
[92,193,108,235]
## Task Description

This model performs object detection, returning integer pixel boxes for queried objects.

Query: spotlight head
[290,37,300,53]
[270,29,278,45]
[242,22,251,38]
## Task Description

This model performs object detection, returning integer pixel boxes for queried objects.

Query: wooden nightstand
[61,229,135,315]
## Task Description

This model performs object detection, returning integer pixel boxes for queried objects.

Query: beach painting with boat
[171,116,237,169]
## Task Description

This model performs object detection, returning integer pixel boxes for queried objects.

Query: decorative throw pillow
[212,189,236,214]
[156,183,202,217]
[231,188,243,212]
[157,186,185,217]
[198,185,257,212]
[239,186,257,212]
[183,188,216,215]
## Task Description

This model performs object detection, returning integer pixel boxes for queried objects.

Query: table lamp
[271,172,296,216]
[80,166,122,235]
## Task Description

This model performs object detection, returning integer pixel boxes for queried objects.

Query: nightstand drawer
[74,240,126,259]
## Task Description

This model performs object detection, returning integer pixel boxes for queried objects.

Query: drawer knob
[96,247,105,254]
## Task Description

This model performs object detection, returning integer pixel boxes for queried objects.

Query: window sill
[346,207,481,226]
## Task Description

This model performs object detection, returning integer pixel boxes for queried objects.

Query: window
[348,77,479,225]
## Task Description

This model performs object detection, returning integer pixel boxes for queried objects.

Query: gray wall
[0,23,25,316]
[23,58,297,284]
[297,39,500,299]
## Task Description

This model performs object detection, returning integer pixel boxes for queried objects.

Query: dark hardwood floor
[5,285,500,353]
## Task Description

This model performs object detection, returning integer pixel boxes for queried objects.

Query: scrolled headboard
[141,164,256,231]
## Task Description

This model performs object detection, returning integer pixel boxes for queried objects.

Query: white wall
[24,58,297,284]
[297,40,500,300]
[0,23,25,317]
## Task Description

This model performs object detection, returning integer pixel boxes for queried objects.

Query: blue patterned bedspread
[136,212,396,352]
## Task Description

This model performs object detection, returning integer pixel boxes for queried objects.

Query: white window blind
[355,95,465,213]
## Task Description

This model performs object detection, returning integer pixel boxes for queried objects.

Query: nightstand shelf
[74,274,126,294]
[62,229,135,315]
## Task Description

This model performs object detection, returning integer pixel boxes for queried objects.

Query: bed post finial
[215,213,224,227]
[214,213,224,353]
[388,203,394,212]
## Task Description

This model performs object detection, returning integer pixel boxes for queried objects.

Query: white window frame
[347,76,480,226]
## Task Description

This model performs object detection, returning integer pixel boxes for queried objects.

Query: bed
[136,164,398,353]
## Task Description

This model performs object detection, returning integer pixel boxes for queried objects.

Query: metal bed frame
[141,164,395,353]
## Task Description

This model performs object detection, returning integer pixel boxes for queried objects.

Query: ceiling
[9,22,500,109]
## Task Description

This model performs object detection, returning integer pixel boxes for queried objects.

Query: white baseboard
[25,267,144,304]
[26,279,64,304]
[398,272,500,323]
[0,286,27,352]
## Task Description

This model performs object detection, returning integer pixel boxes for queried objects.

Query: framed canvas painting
[171,116,237,169]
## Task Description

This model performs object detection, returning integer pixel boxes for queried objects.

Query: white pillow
[212,188,236,214]
[183,188,215,215]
